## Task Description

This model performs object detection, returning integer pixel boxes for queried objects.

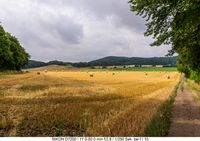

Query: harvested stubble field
[0,69,180,136]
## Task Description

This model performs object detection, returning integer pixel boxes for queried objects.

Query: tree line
[24,56,177,69]
[0,24,29,71]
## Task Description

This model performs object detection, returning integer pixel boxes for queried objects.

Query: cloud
[0,0,171,62]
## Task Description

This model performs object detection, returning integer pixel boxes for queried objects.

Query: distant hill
[87,56,178,67]
[23,60,46,69]
[23,60,72,69]
[23,56,178,69]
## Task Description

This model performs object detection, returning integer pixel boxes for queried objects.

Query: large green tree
[129,0,200,81]
[0,24,29,71]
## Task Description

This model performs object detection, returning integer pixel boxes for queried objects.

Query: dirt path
[169,82,200,136]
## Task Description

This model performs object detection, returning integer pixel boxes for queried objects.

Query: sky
[0,0,171,62]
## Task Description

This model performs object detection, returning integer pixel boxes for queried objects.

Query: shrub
[190,70,200,83]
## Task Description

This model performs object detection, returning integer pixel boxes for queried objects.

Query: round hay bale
[167,76,170,79]
[37,72,40,75]
[89,72,94,77]
[112,73,115,75]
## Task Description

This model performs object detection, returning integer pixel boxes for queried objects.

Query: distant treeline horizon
[24,56,178,69]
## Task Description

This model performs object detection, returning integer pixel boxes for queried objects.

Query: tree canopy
[129,0,200,81]
[0,24,29,71]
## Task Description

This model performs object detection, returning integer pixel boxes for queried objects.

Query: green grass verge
[143,78,182,136]
[19,85,48,92]
[100,67,177,72]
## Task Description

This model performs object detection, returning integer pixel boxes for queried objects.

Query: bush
[190,70,200,83]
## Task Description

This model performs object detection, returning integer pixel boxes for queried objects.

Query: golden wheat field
[0,69,180,136]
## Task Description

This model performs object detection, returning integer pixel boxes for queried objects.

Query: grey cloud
[0,0,171,62]
[36,0,146,32]
[62,0,146,32]
[55,21,83,44]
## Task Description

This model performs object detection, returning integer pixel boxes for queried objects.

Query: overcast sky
[0,0,171,62]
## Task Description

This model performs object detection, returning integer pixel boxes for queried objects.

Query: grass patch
[0,91,4,97]
[144,77,182,136]
[19,85,48,92]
